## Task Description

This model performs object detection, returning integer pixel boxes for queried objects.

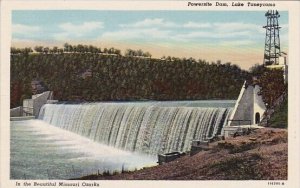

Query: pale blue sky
[12,10,288,69]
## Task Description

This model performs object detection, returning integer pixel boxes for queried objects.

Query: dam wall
[38,101,233,155]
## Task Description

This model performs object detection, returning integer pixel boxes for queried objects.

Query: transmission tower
[263,10,281,66]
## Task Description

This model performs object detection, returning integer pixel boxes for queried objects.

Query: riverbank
[76,128,287,180]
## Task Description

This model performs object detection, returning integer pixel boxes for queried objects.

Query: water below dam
[11,100,235,179]
[11,120,157,179]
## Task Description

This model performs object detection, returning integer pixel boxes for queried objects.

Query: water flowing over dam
[38,101,234,155]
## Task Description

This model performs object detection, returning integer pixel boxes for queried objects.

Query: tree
[64,43,71,52]
[52,46,59,54]
[34,46,44,53]
[43,47,50,54]
[125,49,133,56]
[83,45,89,53]
[257,69,286,108]
[249,64,267,77]
[89,45,98,53]
[11,47,20,54]
[58,48,64,54]
[144,52,152,58]
[77,44,84,53]
[114,49,121,56]
[108,47,115,54]
[103,48,108,54]
[137,49,143,57]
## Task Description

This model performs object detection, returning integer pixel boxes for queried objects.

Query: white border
[1,1,300,188]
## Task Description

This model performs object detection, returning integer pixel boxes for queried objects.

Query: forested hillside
[10,46,250,108]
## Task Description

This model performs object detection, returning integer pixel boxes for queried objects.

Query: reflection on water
[10,120,157,180]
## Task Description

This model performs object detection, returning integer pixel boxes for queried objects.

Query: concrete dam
[38,101,233,155]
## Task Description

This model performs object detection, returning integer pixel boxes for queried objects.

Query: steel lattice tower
[263,10,281,66]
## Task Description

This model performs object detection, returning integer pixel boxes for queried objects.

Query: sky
[12,10,288,70]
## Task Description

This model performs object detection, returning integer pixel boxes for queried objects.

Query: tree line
[11,43,151,57]
[10,45,251,108]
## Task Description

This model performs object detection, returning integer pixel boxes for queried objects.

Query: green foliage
[249,65,288,128]
[249,64,267,78]
[10,47,249,106]
[268,98,288,128]
[257,69,286,108]
[125,49,152,57]
[11,47,33,55]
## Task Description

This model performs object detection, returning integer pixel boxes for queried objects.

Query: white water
[11,120,157,180]
[38,101,233,155]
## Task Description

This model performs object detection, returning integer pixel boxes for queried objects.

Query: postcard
[1,0,300,188]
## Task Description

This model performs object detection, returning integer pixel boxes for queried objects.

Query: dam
[11,100,234,179]
[38,101,233,154]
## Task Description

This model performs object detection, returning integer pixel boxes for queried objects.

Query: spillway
[38,101,233,155]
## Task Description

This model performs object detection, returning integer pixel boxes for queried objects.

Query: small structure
[157,152,185,165]
[190,140,210,155]
[23,91,55,117]
[223,81,266,138]
[265,55,288,83]
[227,81,266,126]
[10,106,23,117]
[10,91,57,119]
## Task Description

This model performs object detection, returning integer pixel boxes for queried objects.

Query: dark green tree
[257,69,286,108]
